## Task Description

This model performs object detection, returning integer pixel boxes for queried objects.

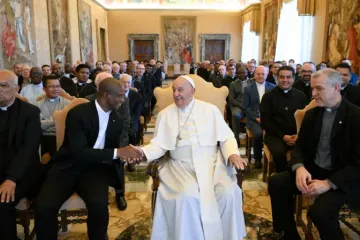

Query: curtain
[241,21,259,63]
[275,0,314,63]
[263,0,279,60]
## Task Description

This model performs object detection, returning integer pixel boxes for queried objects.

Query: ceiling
[94,0,254,10]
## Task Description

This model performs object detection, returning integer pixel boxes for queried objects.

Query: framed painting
[47,0,71,64]
[325,0,360,73]
[0,0,37,69]
[162,16,196,65]
[77,0,93,64]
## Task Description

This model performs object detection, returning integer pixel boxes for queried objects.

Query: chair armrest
[146,154,169,178]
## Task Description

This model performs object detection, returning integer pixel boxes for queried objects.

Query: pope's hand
[229,154,247,170]
[128,144,146,164]
[116,146,143,163]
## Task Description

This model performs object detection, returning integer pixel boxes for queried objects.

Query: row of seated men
[0,69,148,239]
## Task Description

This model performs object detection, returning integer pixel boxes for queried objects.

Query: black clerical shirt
[293,79,312,102]
[260,87,308,138]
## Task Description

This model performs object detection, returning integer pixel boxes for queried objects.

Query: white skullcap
[180,75,195,89]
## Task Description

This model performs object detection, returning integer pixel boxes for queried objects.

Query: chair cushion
[60,193,86,210]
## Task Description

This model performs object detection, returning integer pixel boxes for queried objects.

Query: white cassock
[142,98,246,240]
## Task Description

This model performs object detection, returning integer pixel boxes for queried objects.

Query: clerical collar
[340,84,348,91]
[325,100,341,112]
[0,100,15,111]
[47,96,59,103]
[78,82,86,86]
[283,88,292,93]
[33,82,43,88]
[302,80,310,86]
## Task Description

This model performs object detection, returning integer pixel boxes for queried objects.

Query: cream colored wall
[310,0,327,63]
[107,10,242,62]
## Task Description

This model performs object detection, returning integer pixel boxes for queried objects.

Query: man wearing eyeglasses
[34,75,70,159]
[0,70,42,239]
[293,62,316,102]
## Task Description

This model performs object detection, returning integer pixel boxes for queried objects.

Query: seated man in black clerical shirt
[260,66,308,173]
[269,69,360,240]
[35,78,142,240]
[335,63,360,107]
[0,70,42,239]
[66,64,97,98]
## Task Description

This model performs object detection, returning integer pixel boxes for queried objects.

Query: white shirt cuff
[113,149,117,159]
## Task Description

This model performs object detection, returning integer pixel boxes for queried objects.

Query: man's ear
[15,85,20,93]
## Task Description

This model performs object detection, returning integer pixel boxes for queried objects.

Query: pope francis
[132,75,247,240]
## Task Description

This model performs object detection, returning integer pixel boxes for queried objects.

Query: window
[241,21,259,63]
[275,0,314,63]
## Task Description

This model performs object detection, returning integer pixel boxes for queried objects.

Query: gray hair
[119,73,132,82]
[0,70,18,85]
[312,68,341,86]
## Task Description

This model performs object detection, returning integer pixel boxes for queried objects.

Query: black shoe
[255,161,262,169]
[116,194,127,211]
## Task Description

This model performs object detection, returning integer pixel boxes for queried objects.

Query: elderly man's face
[44,79,61,99]
[112,65,120,74]
[0,72,19,106]
[120,78,131,92]
[254,66,268,84]
[219,66,226,76]
[103,65,112,74]
[336,67,351,86]
[14,64,22,76]
[172,77,195,109]
[22,67,31,78]
[30,67,43,84]
[300,64,315,83]
[311,74,340,107]
[42,66,51,76]
[120,63,127,72]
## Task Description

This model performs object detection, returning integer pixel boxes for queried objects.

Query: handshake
[116,144,145,164]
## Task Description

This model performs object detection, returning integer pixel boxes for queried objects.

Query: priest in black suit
[120,74,142,145]
[66,64,97,98]
[0,70,42,239]
[35,79,142,240]
[269,69,360,240]
[52,63,74,90]
[292,62,316,102]
[260,66,308,172]
[335,63,360,107]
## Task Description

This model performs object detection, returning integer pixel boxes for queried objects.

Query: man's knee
[307,201,332,224]
[268,172,290,195]
[232,109,243,119]
[86,196,108,213]
[0,201,15,214]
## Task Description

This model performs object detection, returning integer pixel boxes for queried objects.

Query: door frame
[128,34,159,61]
[199,34,231,62]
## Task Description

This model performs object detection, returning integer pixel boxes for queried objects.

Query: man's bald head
[254,65,269,84]
[0,70,19,107]
[97,78,125,110]
[95,72,113,88]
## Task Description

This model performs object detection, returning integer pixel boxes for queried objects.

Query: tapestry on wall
[0,0,37,69]
[77,0,93,64]
[326,0,360,73]
[47,0,71,64]
[263,0,278,61]
[162,16,196,66]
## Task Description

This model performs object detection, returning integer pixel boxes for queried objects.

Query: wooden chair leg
[20,210,31,240]
[262,154,268,182]
[151,177,160,219]
[305,215,314,240]
[247,137,252,163]
[245,132,249,155]
[60,210,68,232]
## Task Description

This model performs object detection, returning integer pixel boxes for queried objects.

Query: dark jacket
[66,82,97,98]
[197,68,210,82]
[243,81,276,125]
[128,90,142,135]
[341,84,360,107]
[293,79,312,102]
[51,100,125,170]
[0,98,41,182]
[290,99,360,208]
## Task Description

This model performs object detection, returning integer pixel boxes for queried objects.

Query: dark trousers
[0,165,45,240]
[41,135,57,156]
[264,135,293,172]
[35,163,122,240]
[247,120,263,163]
[269,167,347,240]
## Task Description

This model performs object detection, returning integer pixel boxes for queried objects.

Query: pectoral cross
[177,134,182,141]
